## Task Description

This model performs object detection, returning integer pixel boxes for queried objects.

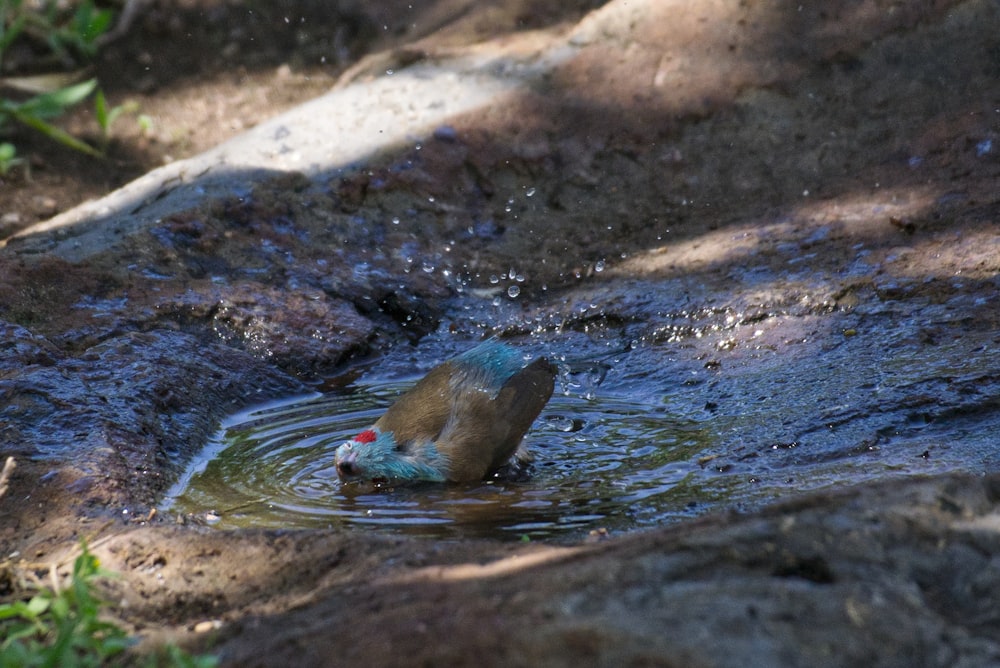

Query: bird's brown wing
[437,357,556,481]
[373,362,454,446]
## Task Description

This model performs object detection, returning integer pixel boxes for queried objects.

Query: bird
[335,339,556,483]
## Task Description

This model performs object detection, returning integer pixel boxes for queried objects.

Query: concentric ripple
[162,381,714,540]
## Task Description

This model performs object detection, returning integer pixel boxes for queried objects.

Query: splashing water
[162,377,714,540]
[162,293,996,542]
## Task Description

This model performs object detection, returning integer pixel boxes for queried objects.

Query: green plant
[52,0,113,60]
[0,78,101,155]
[0,540,129,666]
[94,88,140,148]
[0,0,112,69]
[0,0,28,69]
[0,540,219,668]
[0,0,116,158]
[145,644,221,668]
[0,140,22,173]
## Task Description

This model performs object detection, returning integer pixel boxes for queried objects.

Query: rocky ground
[2,0,1000,665]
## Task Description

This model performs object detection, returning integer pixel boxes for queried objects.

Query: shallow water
[163,291,1000,542]
[162,380,716,540]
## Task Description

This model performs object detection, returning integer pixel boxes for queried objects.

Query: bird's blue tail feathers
[452,338,527,390]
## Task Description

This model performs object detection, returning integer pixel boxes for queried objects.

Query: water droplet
[508,285,521,298]
[489,274,500,284]
[526,187,536,197]
[548,416,582,432]
[391,217,400,225]
[594,259,606,273]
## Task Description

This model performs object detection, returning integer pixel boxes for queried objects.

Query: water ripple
[162,384,712,540]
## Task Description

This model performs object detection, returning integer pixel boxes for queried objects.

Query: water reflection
[161,306,994,541]
[162,382,714,540]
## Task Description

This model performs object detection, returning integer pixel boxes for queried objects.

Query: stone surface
[97,475,1000,667]
[1,0,999,665]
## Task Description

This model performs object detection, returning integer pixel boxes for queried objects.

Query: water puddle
[162,377,716,540]
[163,297,1000,542]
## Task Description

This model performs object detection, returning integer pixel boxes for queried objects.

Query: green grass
[0,540,218,668]
[0,0,132,168]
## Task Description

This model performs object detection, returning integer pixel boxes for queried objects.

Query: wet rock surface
[202,474,1000,667]
[0,323,304,510]
[1,0,999,664]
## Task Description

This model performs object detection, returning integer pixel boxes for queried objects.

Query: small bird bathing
[335,339,556,484]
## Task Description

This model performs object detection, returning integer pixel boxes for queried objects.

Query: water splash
[162,298,1000,542]
[162,381,713,540]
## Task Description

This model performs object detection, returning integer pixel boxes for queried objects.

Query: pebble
[193,620,223,633]
[32,196,57,216]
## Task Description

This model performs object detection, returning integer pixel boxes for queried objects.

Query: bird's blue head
[334,427,448,483]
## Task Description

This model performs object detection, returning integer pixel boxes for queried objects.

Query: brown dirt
[1,0,602,238]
